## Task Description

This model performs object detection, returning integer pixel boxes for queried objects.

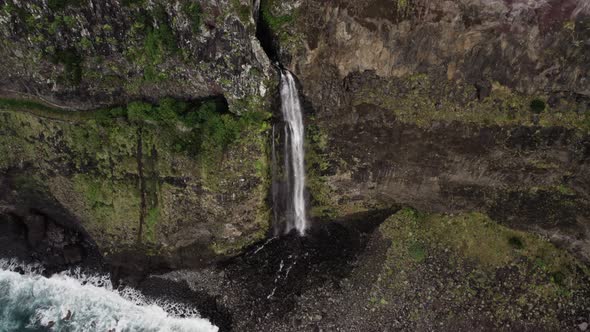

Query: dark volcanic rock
[161,209,590,331]
[160,210,394,331]
[23,213,47,248]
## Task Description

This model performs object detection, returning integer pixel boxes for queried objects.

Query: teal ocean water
[0,260,217,332]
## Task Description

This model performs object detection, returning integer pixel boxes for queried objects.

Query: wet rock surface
[160,209,590,331]
[0,170,103,275]
[158,210,392,331]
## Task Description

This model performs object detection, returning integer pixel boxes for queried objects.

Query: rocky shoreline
[2,199,590,331]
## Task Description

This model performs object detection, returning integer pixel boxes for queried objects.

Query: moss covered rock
[0,97,272,267]
[363,209,590,330]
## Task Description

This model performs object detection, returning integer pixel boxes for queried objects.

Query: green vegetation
[355,74,590,132]
[125,5,178,82]
[144,207,160,243]
[118,97,271,169]
[0,95,272,256]
[258,0,304,56]
[127,101,157,123]
[121,0,146,6]
[0,98,58,113]
[508,235,524,249]
[0,95,268,161]
[0,97,126,122]
[260,0,293,31]
[374,209,590,327]
[397,0,410,15]
[555,184,575,196]
[530,98,546,114]
[182,2,202,33]
[140,5,178,82]
[146,5,177,56]
[408,242,427,262]
[305,121,336,219]
[230,0,252,24]
[72,174,142,243]
[380,207,581,271]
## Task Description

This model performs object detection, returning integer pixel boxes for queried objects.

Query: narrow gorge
[1,0,590,331]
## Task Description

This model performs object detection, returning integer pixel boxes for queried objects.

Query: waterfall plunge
[277,70,308,236]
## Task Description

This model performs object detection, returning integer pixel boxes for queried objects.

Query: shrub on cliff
[530,99,546,114]
[50,48,82,85]
[127,101,155,122]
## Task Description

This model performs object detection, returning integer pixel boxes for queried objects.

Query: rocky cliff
[261,0,590,261]
[2,0,590,329]
[0,0,275,273]
[0,0,273,110]
[1,0,590,272]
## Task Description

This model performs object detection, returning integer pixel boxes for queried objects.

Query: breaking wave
[0,259,218,332]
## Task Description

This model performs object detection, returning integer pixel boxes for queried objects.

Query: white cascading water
[253,0,260,23]
[0,259,218,332]
[279,70,308,235]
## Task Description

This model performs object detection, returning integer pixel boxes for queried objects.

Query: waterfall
[253,0,260,23]
[277,70,308,235]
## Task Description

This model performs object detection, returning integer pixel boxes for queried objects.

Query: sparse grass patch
[355,75,589,130]
[144,207,160,243]
[408,242,427,262]
[373,208,590,329]
[305,121,337,219]
[73,174,142,239]
[260,0,294,31]
[379,208,589,290]
[124,5,178,82]
[231,0,252,24]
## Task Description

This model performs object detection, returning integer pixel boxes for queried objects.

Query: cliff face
[1,0,590,269]
[273,0,589,96]
[0,101,272,270]
[0,0,273,111]
[0,0,275,271]
[262,0,590,260]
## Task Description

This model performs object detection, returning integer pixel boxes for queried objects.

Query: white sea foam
[0,259,218,332]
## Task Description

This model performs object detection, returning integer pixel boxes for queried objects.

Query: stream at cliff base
[0,260,218,332]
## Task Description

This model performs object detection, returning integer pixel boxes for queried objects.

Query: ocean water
[0,260,218,332]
